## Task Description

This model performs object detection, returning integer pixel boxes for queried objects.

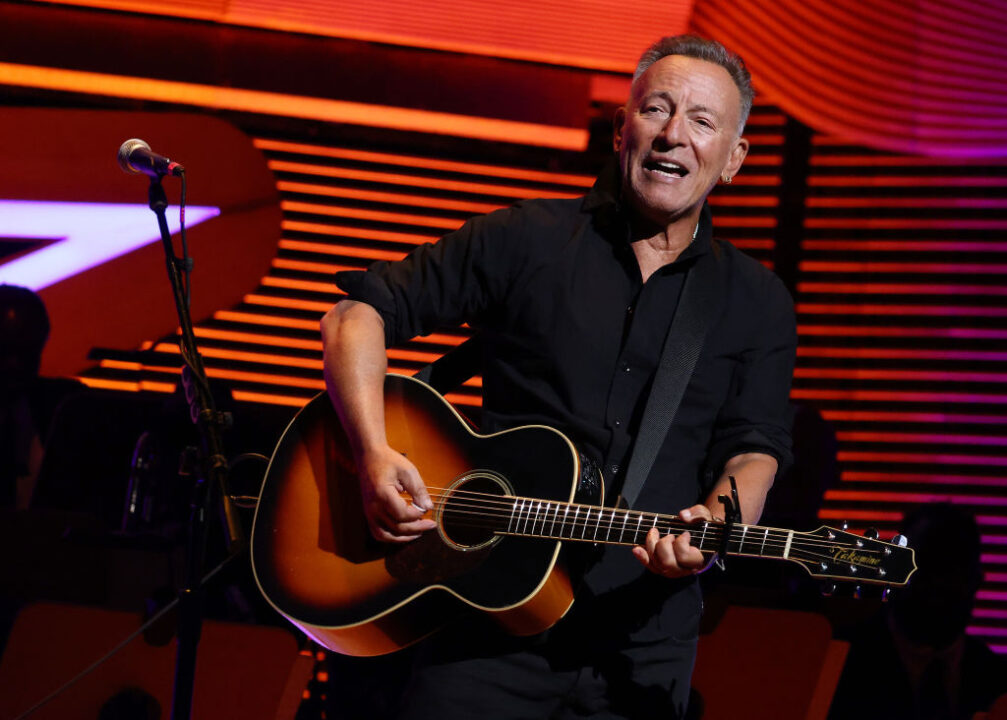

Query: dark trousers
[392,619,698,720]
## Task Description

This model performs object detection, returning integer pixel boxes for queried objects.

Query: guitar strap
[618,244,723,509]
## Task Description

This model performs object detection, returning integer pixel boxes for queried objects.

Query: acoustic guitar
[250,374,917,657]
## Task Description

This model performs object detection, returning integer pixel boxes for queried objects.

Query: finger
[398,463,433,512]
[678,505,713,525]
[652,532,683,573]
[632,546,651,568]
[672,530,705,570]
[367,519,421,544]
[377,485,426,523]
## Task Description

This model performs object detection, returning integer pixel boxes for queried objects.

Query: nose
[657,111,687,148]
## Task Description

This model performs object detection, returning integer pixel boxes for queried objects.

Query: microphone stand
[146,175,244,720]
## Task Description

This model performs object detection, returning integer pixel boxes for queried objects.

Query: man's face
[614,55,749,229]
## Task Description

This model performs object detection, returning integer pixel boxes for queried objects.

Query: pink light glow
[0,200,219,290]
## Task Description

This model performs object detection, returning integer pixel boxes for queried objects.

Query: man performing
[321,34,796,720]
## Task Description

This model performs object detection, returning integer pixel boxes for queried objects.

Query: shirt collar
[583,159,714,262]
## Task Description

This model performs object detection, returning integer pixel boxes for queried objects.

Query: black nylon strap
[618,248,723,509]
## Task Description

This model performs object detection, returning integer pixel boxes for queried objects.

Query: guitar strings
[416,489,889,561]
[426,490,884,555]
[436,515,883,573]
[419,488,883,553]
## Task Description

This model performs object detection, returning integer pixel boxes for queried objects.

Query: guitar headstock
[788,525,917,588]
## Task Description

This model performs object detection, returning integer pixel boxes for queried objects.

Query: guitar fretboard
[497,496,792,560]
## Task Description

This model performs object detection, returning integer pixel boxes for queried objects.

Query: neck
[630,214,700,282]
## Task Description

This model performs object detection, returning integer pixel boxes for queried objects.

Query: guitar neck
[498,496,793,561]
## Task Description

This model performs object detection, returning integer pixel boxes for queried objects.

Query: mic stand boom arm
[147,176,243,720]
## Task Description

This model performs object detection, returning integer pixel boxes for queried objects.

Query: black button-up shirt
[337,167,796,518]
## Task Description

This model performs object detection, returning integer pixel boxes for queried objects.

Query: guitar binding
[437,470,514,552]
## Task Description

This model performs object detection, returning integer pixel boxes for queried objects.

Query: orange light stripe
[155,342,323,370]
[281,201,465,230]
[275,182,501,214]
[268,160,583,199]
[278,240,407,261]
[101,356,328,391]
[445,393,481,407]
[805,218,1007,231]
[838,451,1007,466]
[100,359,180,374]
[387,348,443,363]
[809,176,1007,188]
[797,347,1007,360]
[77,376,176,393]
[730,240,775,250]
[798,282,1007,296]
[216,310,320,331]
[711,217,777,228]
[807,197,1007,209]
[281,220,437,245]
[0,62,588,150]
[792,388,1007,403]
[731,155,783,167]
[261,277,342,294]
[823,410,1007,424]
[272,258,361,274]
[707,196,779,208]
[255,139,595,187]
[798,325,998,337]
[243,294,335,312]
[841,472,1007,486]
[794,368,1007,382]
[798,303,1007,316]
[192,327,322,351]
[232,390,311,408]
[818,509,905,522]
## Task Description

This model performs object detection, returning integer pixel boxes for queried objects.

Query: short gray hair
[633,35,754,133]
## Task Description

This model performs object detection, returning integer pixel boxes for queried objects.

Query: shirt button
[614,419,622,428]
[610,464,620,475]
[623,364,631,373]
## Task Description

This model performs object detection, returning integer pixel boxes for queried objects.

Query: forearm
[321,299,390,459]
[701,452,778,525]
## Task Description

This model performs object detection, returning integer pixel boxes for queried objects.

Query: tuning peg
[821,581,837,597]
[882,587,893,603]
[892,534,908,547]
[864,527,879,540]
[841,520,849,531]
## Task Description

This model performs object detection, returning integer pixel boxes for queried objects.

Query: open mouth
[644,160,689,179]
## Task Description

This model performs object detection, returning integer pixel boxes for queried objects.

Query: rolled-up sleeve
[705,273,797,477]
[334,204,524,347]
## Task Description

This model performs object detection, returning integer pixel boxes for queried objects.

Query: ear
[612,106,627,153]
[724,136,749,179]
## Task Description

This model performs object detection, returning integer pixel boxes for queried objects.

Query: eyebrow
[639,92,722,118]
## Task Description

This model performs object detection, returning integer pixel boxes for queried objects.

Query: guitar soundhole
[438,472,511,552]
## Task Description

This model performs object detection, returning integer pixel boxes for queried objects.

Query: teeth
[649,161,687,176]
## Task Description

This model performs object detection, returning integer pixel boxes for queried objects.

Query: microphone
[117,138,185,177]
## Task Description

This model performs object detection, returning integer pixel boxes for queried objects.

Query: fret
[633,513,644,545]
[783,530,794,559]
[548,503,560,538]
[582,507,591,539]
[698,521,709,550]
[541,503,552,537]
[618,510,630,543]
[592,510,601,541]
[507,498,519,533]
[531,501,542,536]
[572,507,581,540]
[516,499,528,535]
[759,527,769,556]
[606,509,616,542]
[562,504,571,538]
[738,525,749,554]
